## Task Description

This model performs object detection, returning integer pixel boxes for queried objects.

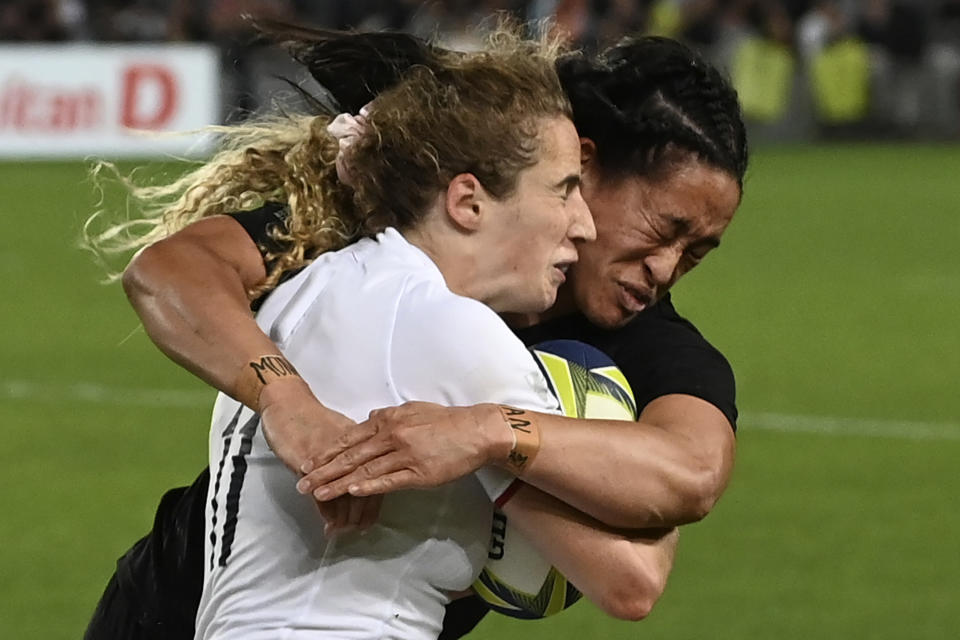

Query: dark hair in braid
[557,36,748,189]
[263,26,747,188]
[254,21,457,114]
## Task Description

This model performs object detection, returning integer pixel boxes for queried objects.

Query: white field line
[743,412,960,442]
[1,379,214,409]
[2,379,958,442]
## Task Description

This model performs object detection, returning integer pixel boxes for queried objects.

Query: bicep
[124,215,267,296]
[639,393,736,498]
[174,215,268,291]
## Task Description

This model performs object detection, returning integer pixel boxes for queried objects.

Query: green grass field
[2,144,958,639]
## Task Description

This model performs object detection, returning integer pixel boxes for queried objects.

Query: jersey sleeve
[229,203,296,311]
[620,294,738,430]
[513,295,738,432]
[229,202,289,256]
[389,281,560,500]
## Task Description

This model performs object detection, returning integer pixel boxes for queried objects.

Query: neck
[501,311,540,329]
[402,224,489,306]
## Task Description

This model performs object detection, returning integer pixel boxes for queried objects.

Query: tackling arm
[122,215,379,529]
[122,214,277,395]
[300,395,735,530]
[126,215,734,531]
[502,483,679,621]
[499,393,736,529]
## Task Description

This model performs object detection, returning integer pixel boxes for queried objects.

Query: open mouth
[618,283,652,313]
[552,260,574,282]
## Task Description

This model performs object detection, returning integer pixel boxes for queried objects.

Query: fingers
[299,402,433,475]
[357,494,383,530]
[298,445,395,496]
[333,496,352,534]
[344,470,420,498]
[346,494,366,528]
[299,420,380,474]
[301,451,408,500]
[321,495,384,535]
[319,496,347,536]
[316,499,338,525]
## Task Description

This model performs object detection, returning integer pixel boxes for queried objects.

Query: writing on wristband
[498,405,540,474]
[233,354,300,412]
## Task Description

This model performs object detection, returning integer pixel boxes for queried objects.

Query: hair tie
[326,103,372,187]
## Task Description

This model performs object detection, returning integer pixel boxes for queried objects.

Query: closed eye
[683,243,718,266]
[554,174,581,200]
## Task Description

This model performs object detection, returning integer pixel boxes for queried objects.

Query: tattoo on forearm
[498,405,540,474]
[500,407,532,432]
[233,354,301,412]
[249,355,299,384]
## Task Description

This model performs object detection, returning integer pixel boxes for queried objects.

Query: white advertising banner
[0,44,219,158]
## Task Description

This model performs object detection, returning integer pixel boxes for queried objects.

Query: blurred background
[2,0,960,143]
[1,1,958,639]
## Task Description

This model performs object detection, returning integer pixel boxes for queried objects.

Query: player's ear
[579,138,603,191]
[579,137,597,170]
[445,173,487,232]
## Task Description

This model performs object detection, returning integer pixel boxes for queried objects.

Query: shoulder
[516,296,738,429]
[391,282,558,411]
[399,279,506,333]
[630,293,707,342]
[616,294,737,429]
[229,202,288,250]
[614,294,728,361]
[394,280,529,369]
[255,236,403,341]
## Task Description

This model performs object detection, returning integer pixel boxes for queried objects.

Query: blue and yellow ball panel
[472,340,637,619]
[474,565,583,619]
[530,340,637,421]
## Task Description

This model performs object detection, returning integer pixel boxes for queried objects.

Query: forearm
[122,215,280,404]
[502,483,678,621]
[494,394,736,529]
[299,394,735,529]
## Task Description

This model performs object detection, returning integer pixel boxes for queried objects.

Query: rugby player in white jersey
[86,27,679,640]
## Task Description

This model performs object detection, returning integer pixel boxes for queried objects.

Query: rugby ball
[472,340,637,619]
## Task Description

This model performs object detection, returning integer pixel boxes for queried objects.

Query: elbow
[679,475,720,524]
[121,243,160,305]
[593,572,663,621]
[591,551,668,621]
[606,440,734,529]
[598,592,656,622]
[674,454,729,524]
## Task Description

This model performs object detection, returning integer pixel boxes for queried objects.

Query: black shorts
[84,571,166,640]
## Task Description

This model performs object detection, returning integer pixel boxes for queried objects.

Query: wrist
[233,354,303,412]
[257,374,313,413]
[257,375,314,457]
[490,404,541,475]
[480,403,516,466]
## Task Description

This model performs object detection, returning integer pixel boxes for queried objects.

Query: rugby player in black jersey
[85,29,747,640]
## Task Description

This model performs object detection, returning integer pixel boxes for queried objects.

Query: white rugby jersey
[196,228,559,640]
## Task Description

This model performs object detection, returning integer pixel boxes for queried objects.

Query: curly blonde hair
[85,23,570,299]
